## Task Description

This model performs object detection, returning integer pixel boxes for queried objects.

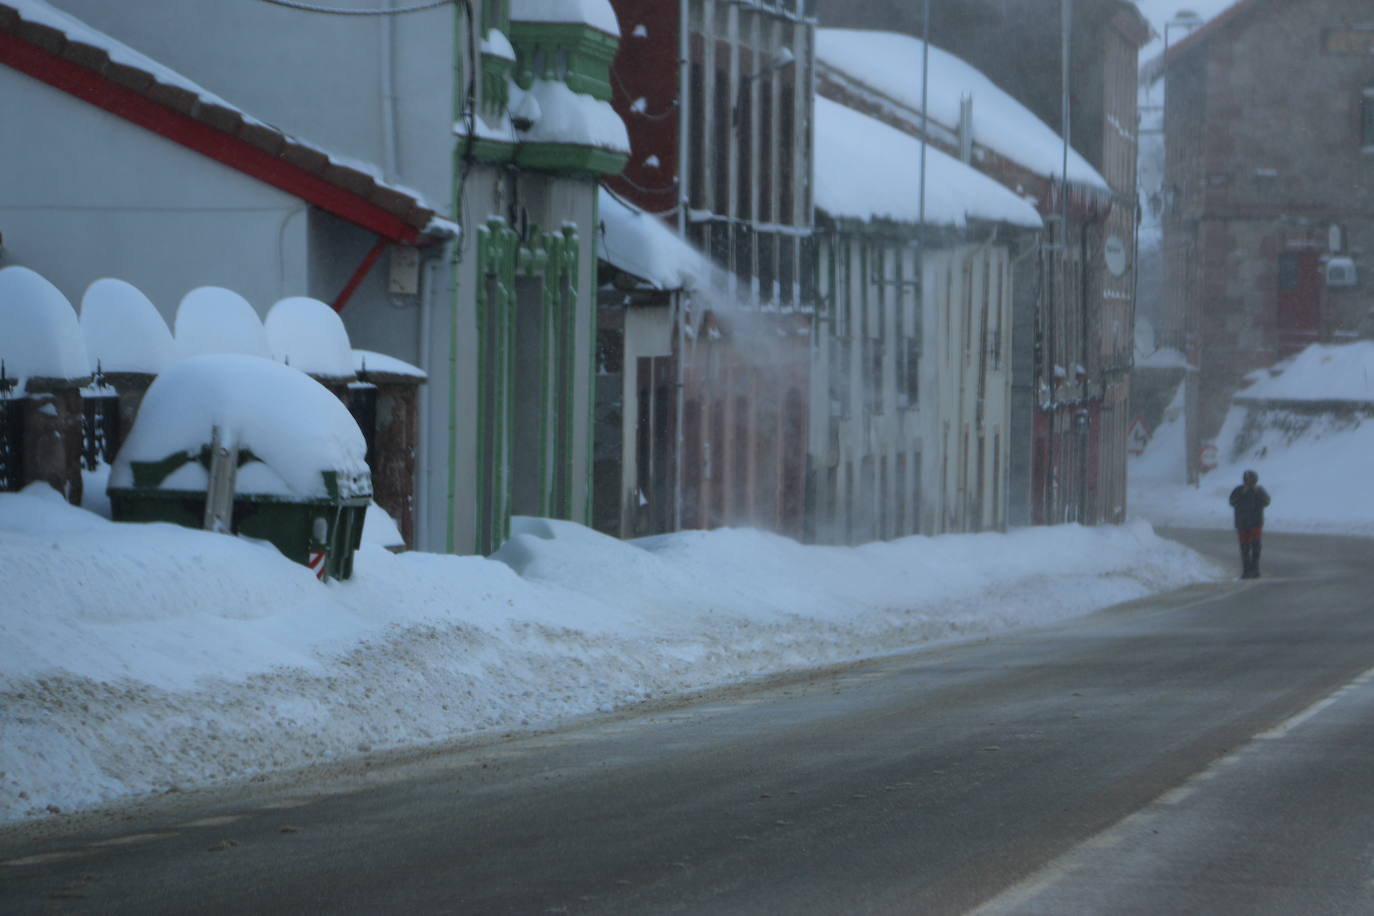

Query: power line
[253,0,452,16]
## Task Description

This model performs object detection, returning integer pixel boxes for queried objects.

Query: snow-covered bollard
[0,266,93,503]
[106,354,373,581]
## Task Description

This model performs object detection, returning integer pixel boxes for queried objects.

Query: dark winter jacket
[1229,484,1270,529]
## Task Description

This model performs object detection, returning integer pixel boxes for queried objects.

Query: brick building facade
[1160,0,1374,479]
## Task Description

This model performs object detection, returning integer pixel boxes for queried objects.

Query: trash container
[107,354,372,581]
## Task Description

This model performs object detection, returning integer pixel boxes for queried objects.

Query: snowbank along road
[3,529,1373,914]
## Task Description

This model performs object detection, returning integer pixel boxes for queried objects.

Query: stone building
[1158,0,1374,480]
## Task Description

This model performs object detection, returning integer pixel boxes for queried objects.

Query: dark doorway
[1276,250,1322,355]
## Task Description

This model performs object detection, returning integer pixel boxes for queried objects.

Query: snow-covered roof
[1137,0,1236,83]
[79,278,174,375]
[598,188,714,290]
[265,297,354,379]
[0,265,90,387]
[109,354,370,499]
[174,287,270,362]
[0,0,445,239]
[1157,0,1257,66]
[511,0,620,37]
[816,28,1108,192]
[814,97,1043,230]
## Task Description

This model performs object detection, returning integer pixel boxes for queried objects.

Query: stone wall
[1164,0,1374,449]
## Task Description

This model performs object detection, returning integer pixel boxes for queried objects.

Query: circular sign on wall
[1104,235,1128,277]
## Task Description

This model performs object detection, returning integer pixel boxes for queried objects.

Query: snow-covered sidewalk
[0,484,1220,824]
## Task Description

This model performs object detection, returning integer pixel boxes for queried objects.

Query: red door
[1276,251,1322,355]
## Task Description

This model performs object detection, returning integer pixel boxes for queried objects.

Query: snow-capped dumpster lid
[174,287,270,361]
[265,297,355,379]
[79,278,174,375]
[109,354,370,500]
[0,265,91,389]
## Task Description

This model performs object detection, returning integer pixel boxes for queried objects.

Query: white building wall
[919,242,1012,535]
[810,232,923,545]
[0,66,309,322]
[45,0,455,206]
[22,3,616,556]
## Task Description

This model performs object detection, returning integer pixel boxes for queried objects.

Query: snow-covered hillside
[0,487,1218,824]
[1130,342,1374,535]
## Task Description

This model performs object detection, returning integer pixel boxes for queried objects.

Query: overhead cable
[253,0,452,16]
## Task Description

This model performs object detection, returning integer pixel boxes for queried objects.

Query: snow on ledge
[353,349,426,380]
[511,0,620,37]
[598,188,714,290]
[519,79,629,154]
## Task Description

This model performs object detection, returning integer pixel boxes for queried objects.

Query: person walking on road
[1229,469,1271,579]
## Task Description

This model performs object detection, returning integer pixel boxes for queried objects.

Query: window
[865,338,883,415]
[829,335,849,417]
[1363,84,1374,150]
[905,338,921,405]
[1277,251,1301,291]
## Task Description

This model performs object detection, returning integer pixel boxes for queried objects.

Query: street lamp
[732,46,796,127]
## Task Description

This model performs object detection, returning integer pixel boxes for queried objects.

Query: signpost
[1127,416,1151,456]
[1199,442,1219,472]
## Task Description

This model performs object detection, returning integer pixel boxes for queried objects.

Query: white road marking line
[88,832,178,847]
[181,814,245,827]
[1,850,92,867]
[972,663,1374,914]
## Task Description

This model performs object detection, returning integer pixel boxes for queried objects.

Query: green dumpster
[107,354,372,581]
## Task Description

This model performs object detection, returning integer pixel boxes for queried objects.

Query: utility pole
[918,0,930,227]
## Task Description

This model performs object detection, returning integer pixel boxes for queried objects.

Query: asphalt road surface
[3,529,1373,915]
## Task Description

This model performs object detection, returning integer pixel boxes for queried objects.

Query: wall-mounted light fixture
[732,46,796,127]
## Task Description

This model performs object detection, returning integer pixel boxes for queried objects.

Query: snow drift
[1,487,1219,824]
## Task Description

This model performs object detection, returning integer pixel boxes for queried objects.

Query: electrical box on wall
[1325,256,1358,287]
[388,246,421,296]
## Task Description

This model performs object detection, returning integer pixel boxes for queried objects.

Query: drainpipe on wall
[381,0,400,178]
[919,0,930,227]
[674,0,691,530]
[416,250,440,550]
[674,291,686,530]
[446,0,476,553]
